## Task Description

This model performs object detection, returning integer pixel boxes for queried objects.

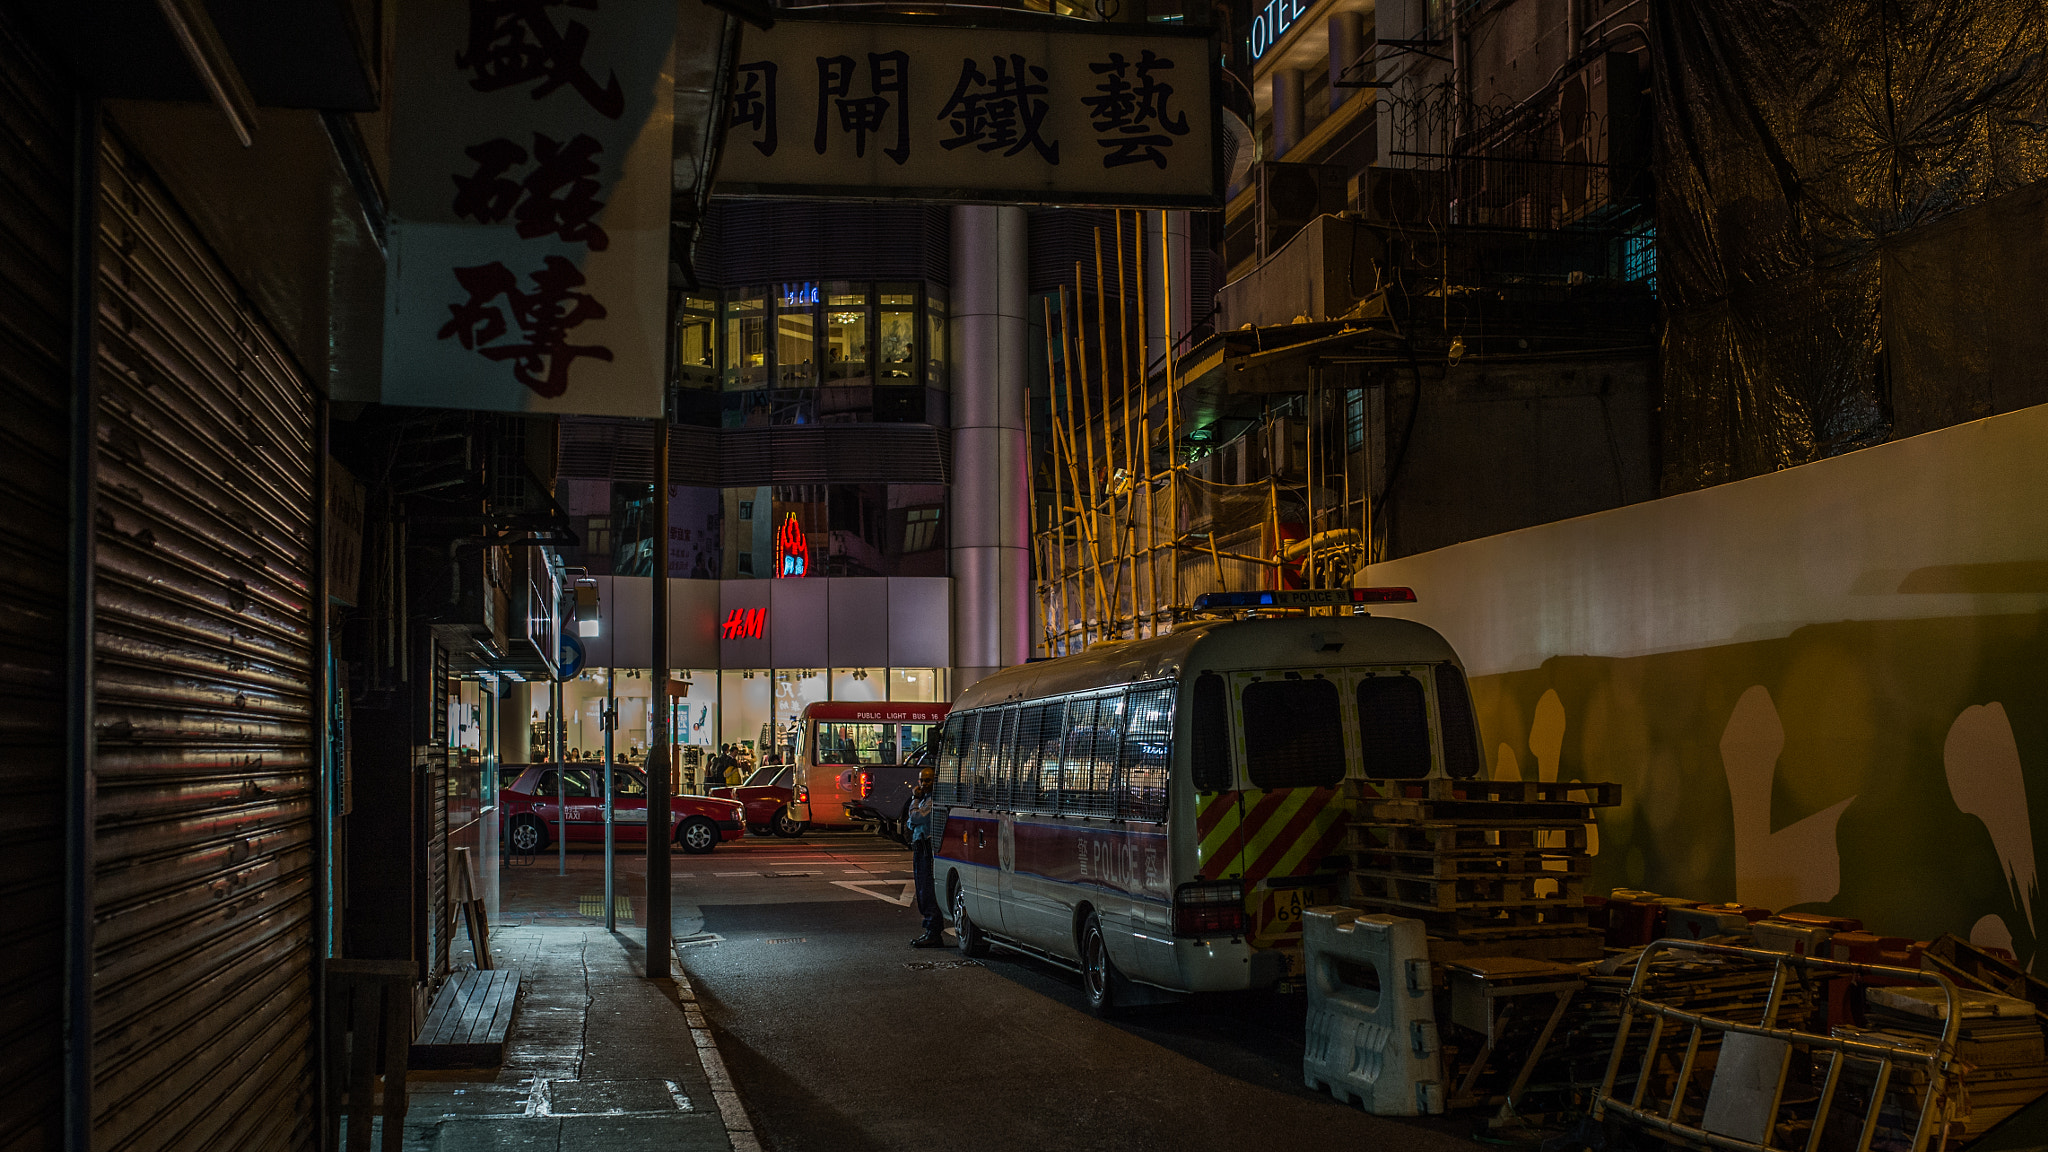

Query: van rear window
[1241,677,1344,790]
[1356,674,1432,779]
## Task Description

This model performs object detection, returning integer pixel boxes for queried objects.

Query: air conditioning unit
[1557,52,1646,220]
[1257,161,1347,261]
[1266,416,1308,483]
[1352,167,1445,226]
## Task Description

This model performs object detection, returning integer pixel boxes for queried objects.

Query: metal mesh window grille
[989,705,1021,808]
[1060,692,1124,819]
[1356,674,1432,779]
[1028,700,1067,814]
[1119,684,1175,822]
[1433,663,1483,780]
[934,712,970,805]
[967,709,1002,807]
[1241,676,1345,790]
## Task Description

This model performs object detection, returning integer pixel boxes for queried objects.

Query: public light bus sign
[1249,0,1308,61]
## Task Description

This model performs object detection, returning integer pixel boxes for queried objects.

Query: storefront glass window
[720,669,772,767]
[824,284,869,383]
[889,668,945,702]
[925,286,947,391]
[723,289,767,389]
[830,667,886,702]
[876,285,918,383]
[775,283,817,389]
[678,296,718,389]
[773,669,829,761]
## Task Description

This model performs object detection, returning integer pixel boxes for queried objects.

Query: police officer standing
[907,766,942,947]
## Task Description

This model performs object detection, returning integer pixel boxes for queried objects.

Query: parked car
[709,763,803,837]
[501,763,745,855]
[842,740,935,846]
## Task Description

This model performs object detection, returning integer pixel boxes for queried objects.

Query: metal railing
[1595,940,1963,1152]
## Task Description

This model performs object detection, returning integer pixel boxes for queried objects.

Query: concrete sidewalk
[396,923,752,1151]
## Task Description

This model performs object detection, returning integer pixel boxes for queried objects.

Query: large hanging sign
[381,0,675,417]
[716,13,1222,209]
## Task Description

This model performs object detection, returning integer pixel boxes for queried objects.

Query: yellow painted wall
[1363,402,2048,960]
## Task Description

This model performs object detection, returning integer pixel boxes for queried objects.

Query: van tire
[773,808,807,837]
[951,876,990,957]
[1081,912,1120,1018]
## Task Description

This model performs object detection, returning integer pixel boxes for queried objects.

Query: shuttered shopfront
[90,129,319,1149]
[0,14,76,1150]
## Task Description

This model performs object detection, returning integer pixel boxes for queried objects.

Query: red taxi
[502,763,745,854]
[709,763,803,837]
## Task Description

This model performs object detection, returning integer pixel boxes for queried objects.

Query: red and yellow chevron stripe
[1196,787,1352,949]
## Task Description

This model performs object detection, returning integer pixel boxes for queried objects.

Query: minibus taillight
[859,771,873,798]
[795,784,809,803]
[1174,880,1246,937]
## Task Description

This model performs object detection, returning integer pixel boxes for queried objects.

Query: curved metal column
[948,205,1031,693]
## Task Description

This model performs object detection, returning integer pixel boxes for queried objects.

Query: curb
[673,968,762,1152]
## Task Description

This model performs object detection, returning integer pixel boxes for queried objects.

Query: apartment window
[903,506,941,552]
[738,500,754,521]
[1345,389,1364,450]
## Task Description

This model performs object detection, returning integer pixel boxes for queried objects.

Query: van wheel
[773,808,807,838]
[677,817,718,855]
[1081,912,1120,1017]
[951,877,989,957]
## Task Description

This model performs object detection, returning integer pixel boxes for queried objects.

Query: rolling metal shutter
[0,17,74,1151]
[91,130,318,1150]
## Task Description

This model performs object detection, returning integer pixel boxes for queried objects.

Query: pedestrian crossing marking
[831,880,915,907]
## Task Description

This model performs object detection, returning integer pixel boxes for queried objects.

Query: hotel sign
[717,13,1223,209]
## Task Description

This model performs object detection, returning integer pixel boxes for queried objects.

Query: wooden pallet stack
[1341,777,1620,962]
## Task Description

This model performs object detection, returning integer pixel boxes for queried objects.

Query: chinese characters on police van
[727,46,1188,171]
[437,0,625,399]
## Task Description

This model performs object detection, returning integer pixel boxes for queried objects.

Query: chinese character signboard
[717,15,1221,208]
[382,0,675,417]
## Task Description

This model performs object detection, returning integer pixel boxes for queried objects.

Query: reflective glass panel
[723,291,767,389]
[825,284,869,383]
[776,283,817,388]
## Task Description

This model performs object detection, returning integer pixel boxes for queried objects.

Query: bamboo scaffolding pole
[1034,295,1059,656]
[1113,212,1140,638]
[1306,367,1319,607]
[1040,293,1073,655]
[1129,211,1156,636]
[1159,209,1179,622]
[1086,237,1119,639]
[1063,278,1112,647]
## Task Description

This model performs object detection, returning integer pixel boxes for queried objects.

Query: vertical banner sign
[384,0,675,416]
[717,14,1221,208]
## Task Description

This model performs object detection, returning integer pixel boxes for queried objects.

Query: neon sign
[775,513,809,577]
[1250,0,1307,61]
[721,608,766,639]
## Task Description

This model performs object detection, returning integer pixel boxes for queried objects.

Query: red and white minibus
[932,590,1484,1013]
[786,701,951,831]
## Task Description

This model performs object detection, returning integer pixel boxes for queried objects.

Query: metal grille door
[90,129,319,1152]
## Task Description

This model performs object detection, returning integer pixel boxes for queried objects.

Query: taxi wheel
[773,808,807,838]
[951,877,989,957]
[509,817,546,853]
[677,817,718,855]
[1081,912,1120,1018]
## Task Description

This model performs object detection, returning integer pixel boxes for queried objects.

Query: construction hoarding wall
[1362,401,2048,963]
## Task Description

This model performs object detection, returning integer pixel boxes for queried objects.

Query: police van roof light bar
[1190,587,1416,613]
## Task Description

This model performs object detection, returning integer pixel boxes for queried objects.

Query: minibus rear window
[1240,677,1344,790]
[1356,674,1432,779]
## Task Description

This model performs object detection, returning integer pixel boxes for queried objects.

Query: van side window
[1032,699,1067,812]
[1242,677,1345,790]
[1356,674,1432,779]
[1059,693,1123,818]
[1010,704,1052,811]
[1191,672,1232,793]
[1121,683,1174,822]
[1433,663,1482,779]
[935,712,970,804]
[989,705,1021,807]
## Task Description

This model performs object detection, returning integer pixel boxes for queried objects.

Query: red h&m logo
[721,608,766,640]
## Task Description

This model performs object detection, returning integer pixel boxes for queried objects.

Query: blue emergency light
[1191,587,1417,612]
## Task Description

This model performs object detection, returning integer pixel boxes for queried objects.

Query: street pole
[603,663,615,931]
[647,408,672,976]
[554,676,566,875]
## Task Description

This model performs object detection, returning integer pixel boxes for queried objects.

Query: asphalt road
[544,829,1499,1152]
